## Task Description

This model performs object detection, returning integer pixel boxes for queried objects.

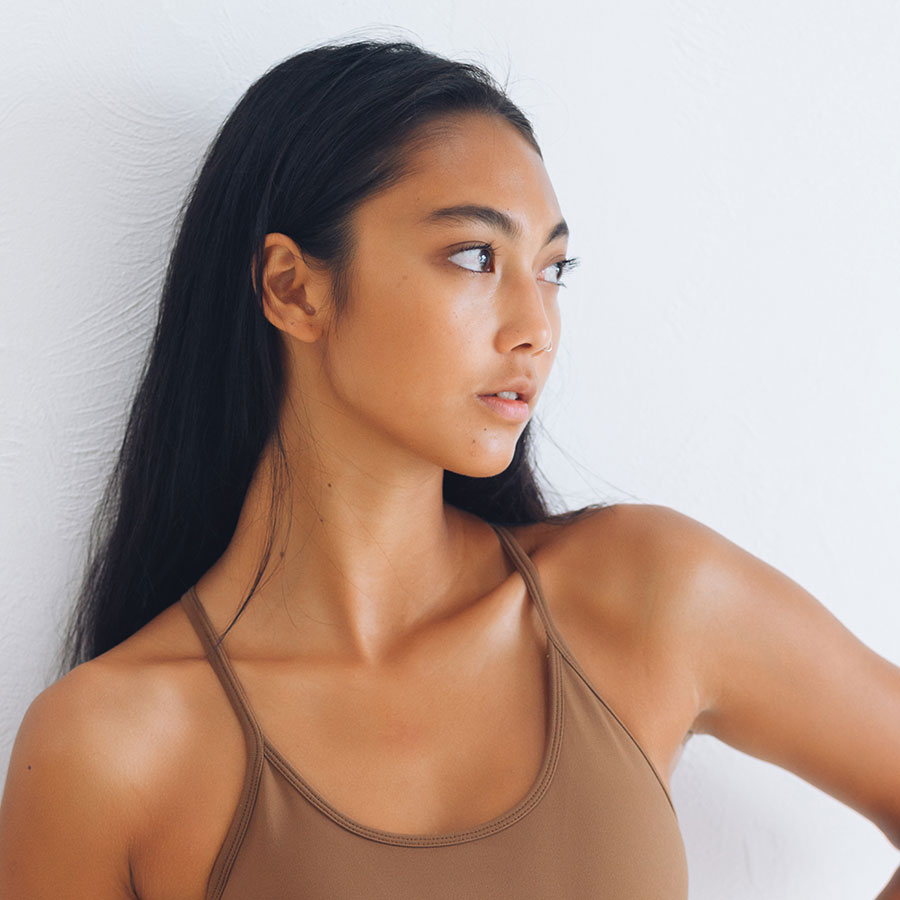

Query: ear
[256,233,331,343]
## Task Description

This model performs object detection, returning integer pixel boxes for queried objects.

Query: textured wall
[2,2,898,897]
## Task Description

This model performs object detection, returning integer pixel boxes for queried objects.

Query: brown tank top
[179,522,688,899]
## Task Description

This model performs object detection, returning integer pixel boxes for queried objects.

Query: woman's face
[299,111,569,479]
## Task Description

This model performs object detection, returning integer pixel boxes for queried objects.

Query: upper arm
[642,504,900,848]
[0,670,139,899]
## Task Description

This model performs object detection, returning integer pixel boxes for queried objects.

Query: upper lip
[478,378,537,404]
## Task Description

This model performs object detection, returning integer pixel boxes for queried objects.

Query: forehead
[356,113,563,234]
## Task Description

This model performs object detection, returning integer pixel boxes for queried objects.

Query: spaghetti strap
[174,528,688,898]
[180,529,547,742]
[489,523,557,642]
[180,586,265,748]
[490,522,679,817]
[490,521,593,670]
[179,586,265,900]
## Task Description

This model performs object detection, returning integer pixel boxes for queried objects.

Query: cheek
[378,271,483,364]
[332,274,483,408]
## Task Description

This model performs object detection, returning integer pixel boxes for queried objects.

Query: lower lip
[477,394,531,422]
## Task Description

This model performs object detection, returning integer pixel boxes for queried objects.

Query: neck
[194,431,493,665]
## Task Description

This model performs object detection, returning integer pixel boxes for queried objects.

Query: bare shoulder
[568,499,713,554]
[0,651,156,897]
[517,499,814,717]
[511,501,713,634]
[0,601,243,899]
[521,503,900,847]
[10,599,224,789]
[510,500,702,562]
[506,503,715,782]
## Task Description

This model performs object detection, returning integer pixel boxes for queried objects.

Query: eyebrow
[421,204,569,247]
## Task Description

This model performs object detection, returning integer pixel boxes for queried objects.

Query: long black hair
[61,37,602,674]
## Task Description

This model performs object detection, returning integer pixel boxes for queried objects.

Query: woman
[1,38,898,900]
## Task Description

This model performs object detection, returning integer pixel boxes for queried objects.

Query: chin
[442,446,519,480]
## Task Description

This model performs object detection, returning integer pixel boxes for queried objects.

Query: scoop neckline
[185,521,565,847]
[263,637,564,846]
[255,522,565,846]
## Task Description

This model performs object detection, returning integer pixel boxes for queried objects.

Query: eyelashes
[449,242,581,287]
[550,256,581,285]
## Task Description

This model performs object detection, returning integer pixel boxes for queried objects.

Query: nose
[496,266,555,356]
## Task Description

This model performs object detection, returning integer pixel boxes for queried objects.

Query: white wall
[2,2,898,897]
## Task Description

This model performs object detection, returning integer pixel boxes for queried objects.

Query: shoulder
[522,501,802,707]
[25,601,222,775]
[0,655,151,896]
[513,501,718,632]
[7,648,180,800]
[512,500,709,567]
[528,504,900,847]
[0,601,242,897]
[3,607,210,820]
[512,502,749,732]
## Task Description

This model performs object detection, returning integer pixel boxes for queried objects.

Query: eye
[540,257,580,287]
[448,243,495,274]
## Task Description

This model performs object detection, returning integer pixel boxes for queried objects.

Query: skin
[1,111,899,899]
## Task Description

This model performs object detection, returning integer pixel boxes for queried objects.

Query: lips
[478,378,536,404]
[477,393,531,422]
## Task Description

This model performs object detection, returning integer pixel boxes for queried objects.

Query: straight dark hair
[61,37,602,674]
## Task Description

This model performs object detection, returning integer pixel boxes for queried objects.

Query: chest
[134,540,695,900]
[239,633,553,836]
[136,619,553,900]
[164,647,687,900]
